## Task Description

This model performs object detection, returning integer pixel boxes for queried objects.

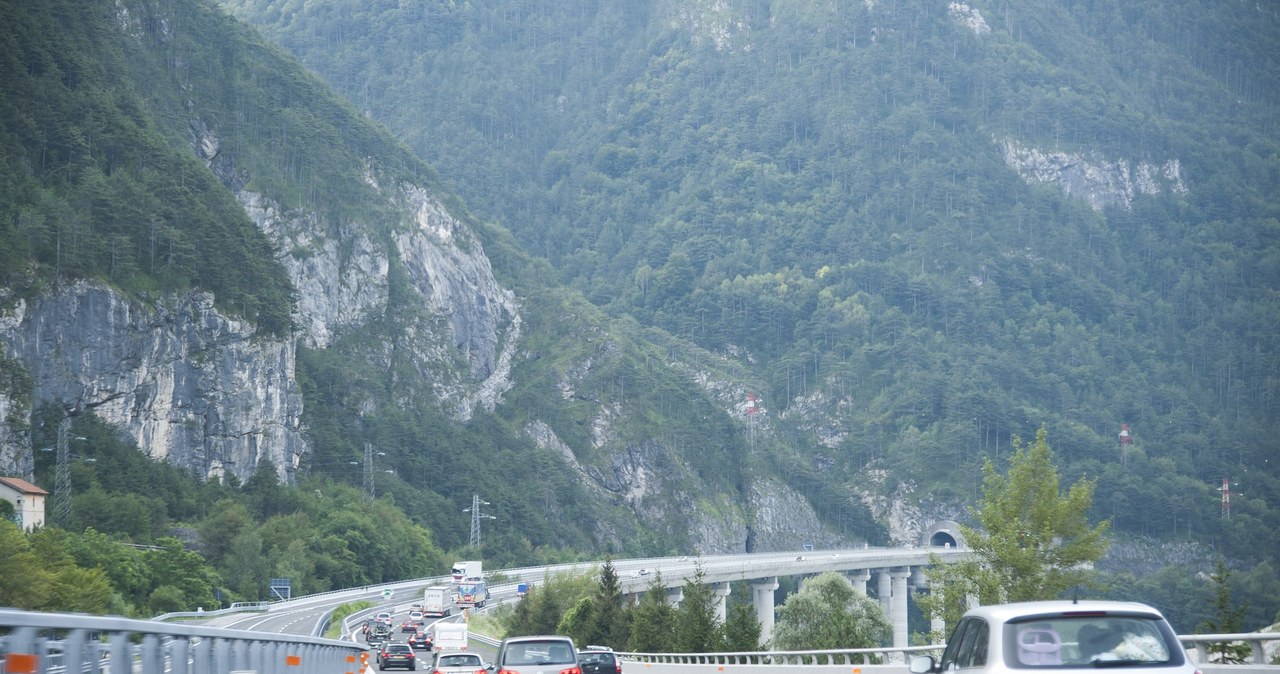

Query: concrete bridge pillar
[751,577,779,645]
[877,568,892,615]
[847,568,871,595]
[913,567,946,636]
[711,582,731,623]
[890,567,913,659]
[666,586,684,606]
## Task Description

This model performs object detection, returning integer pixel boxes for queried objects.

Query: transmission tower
[53,416,72,523]
[364,443,375,500]
[463,494,495,548]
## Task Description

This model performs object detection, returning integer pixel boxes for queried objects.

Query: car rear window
[505,641,576,666]
[1003,615,1179,668]
[387,645,412,654]
[581,653,615,665]
[439,654,482,667]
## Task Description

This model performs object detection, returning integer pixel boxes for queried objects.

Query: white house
[0,476,48,530]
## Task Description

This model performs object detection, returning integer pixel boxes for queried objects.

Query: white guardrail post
[0,609,366,674]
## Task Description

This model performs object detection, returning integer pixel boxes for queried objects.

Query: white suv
[492,635,578,674]
[910,600,1198,674]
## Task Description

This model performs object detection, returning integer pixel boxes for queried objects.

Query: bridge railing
[620,644,941,670]
[620,632,1280,673]
[0,609,367,674]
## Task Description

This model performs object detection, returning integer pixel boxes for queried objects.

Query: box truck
[454,580,490,609]
[422,585,454,617]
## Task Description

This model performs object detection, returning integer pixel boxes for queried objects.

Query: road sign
[270,578,292,601]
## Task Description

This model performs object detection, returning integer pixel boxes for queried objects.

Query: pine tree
[919,428,1111,633]
[722,602,763,651]
[1197,558,1250,664]
[591,557,630,648]
[673,564,723,653]
[626,577,676,653]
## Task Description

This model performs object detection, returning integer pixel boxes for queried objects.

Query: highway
[198,547,964,633]
[182,547,968,670]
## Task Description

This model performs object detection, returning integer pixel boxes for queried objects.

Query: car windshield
[1003,616,1176,668]
[507,642,575,665]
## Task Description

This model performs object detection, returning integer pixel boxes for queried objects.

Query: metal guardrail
[621,644,943,669]
[1180,633,1280,666]
[619,633,1280,672]
[0,609,367,674]
[152,603,274,623]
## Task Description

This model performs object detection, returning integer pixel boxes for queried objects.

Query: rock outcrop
[999,137,1188,211]
[0,281,304,481]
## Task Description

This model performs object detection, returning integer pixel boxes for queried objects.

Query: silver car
[910,600,1197,674]
[431,650,485,674]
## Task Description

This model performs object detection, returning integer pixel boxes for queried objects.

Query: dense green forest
[3,0,1279,634]
[1,408,447,616]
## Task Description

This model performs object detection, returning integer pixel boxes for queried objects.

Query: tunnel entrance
[929,531,958,547]
[922,519,965,548]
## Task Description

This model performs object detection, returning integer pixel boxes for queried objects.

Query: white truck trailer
[433,621,468,652]
[422,585,454,617]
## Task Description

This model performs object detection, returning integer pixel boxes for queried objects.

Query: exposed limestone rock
[748,478,834,551]
[240,191,388,350]
[687,494,749,554]
[999,137,1187,211]
[239,173,520,422]
[672,0,751,53]
[0,281,305,482]
[0,391,30,479]
[855,469,927,546]
[948,2,990,35]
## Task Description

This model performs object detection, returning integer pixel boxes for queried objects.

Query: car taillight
[562,668,581,674]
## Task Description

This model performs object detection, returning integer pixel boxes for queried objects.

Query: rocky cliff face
[237,172,520,422]
[0,281,304,481]
[0,138,520,485]
[0,177,520,482]
[999,137,1188,211]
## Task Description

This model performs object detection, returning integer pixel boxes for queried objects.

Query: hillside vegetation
[2,0,1278,632]
[224,0,1279,555]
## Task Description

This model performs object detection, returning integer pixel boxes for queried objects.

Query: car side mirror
[909,655,939,674]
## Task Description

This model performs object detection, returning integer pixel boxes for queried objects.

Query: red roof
[0,476,48,495]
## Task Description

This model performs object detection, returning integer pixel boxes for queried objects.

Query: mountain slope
[221,0,1280,570]
[0,0,853,567]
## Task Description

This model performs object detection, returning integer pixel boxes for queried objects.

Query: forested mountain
[1,0,862,601]
[219,0,1280,618]
[2,0,1278,631]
